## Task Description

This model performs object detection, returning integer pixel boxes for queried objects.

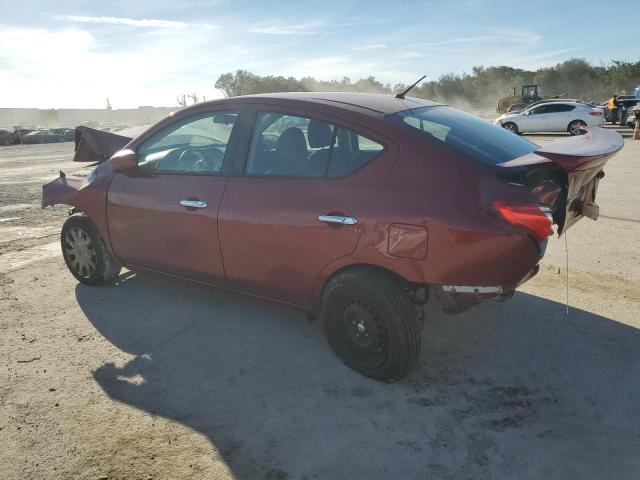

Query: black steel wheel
[340,295,391,369]
[61,215,121,285]
[322,269,422,382]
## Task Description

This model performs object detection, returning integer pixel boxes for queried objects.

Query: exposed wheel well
[317,264,428,320]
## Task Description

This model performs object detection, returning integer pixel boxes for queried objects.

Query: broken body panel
[42,97,623,315]
[499,127,624,232]
[42,127,134,246]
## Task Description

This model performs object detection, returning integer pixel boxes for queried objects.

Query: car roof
[193,92,442,116]
[527,100,588,108]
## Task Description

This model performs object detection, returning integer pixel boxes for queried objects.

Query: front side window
[137,111,238,174]
[388,106,538,166]
[528,105,549,115]
[245,111,384,178]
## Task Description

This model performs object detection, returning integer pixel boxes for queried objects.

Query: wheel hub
[64,226,97,278]
[342,296,389,366]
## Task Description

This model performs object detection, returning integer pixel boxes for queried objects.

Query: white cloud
[250,22,328,35]
[55,15,217,30]
[0,25,229,108]
[418,29,541,48]
[504,48,582,70]
[352,44,388,51]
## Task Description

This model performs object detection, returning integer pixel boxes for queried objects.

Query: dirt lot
[1,134,639,480]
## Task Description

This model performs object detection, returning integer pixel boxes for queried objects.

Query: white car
[494,101,605,135]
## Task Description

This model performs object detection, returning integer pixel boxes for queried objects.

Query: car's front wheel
[322,269,422,382]
[61,215,121,285]
[568,120,587,136]
[502,122,519,134]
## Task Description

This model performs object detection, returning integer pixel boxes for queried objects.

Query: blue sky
[1,0,638,108]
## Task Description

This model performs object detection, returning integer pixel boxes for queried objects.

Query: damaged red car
[42,92,623,382]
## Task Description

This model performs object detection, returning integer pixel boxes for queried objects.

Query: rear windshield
[388,106,538,165]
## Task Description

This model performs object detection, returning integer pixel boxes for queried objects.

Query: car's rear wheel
[61,215,121,285]
[322,270,422,382]
[568,120,587,136]
[502,122,519,134]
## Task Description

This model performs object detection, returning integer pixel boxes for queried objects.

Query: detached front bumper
[434,264,540,314]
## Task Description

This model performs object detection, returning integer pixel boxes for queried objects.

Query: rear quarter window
[388,106,538,166]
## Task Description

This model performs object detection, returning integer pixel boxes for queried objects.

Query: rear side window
[388,106,537,166]
[246,111,384,178]
[546,104,575,113]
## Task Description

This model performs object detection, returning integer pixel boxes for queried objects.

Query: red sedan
[42,92,623,382]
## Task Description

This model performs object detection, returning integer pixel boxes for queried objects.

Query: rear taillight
[589,111,603,116]
[492,201,553,242]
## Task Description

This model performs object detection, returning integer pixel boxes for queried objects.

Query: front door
[218,107,398,306]
[106,110,241,284]
[521,104,550,132]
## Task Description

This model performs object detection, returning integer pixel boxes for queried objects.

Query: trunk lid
[498,127,624,233]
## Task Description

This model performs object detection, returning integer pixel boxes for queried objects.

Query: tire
[321,269,422,382]
[568,120,587,136]
[502,122,519,134]
[61,215,121,285]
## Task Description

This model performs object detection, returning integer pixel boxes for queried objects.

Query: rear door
[218,106,398,306]
[547,103,575,131]
[106,110,242,284]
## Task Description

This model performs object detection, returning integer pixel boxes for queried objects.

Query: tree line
[214,59,640,111]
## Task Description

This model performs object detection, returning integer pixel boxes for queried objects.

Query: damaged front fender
[42,162,116,252]
[42,126,133,249]
[42,171,94,208]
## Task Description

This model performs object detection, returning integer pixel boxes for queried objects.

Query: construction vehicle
[497,84,543,113]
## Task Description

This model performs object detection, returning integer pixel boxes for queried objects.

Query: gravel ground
[1,134,639,480]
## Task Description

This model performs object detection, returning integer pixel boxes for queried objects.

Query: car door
[106,109,242,285]
[218,106,398,306]
[546,103,575,131]
[521,105,550,132]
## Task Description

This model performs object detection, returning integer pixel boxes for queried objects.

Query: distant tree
[215,59,640,110]
[215,70,254,97]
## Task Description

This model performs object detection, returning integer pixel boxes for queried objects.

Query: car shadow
[76,271,640,479]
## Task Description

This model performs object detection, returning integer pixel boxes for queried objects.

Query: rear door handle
[180,199,208,209]
[319,215,358,225]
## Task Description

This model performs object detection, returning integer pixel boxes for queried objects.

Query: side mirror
[110,149,138,171]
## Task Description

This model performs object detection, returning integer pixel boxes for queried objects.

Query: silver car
[495,101,605,135]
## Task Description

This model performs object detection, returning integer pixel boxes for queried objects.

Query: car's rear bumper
[434,264,540,314]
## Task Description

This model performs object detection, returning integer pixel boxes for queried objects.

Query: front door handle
[319,215,358,225]
[180,199,208,209]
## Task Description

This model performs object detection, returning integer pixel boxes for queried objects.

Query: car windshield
[388,106,538,165]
